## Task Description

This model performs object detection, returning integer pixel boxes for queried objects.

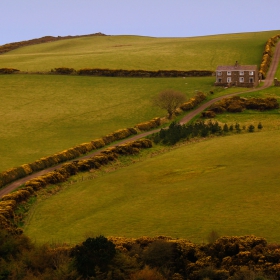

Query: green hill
[4,31,279,172]
[1,31,279,72]
[24,129,280,244]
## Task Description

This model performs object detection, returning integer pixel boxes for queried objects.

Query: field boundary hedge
[75,68,213,77]
[0,118,162,189]
[0,91,208,189]
[0,139,152,233]
[259,34,280,79]
[204,96,279,117]
[0,33,106,55]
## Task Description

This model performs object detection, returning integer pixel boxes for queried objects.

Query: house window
[217,78,222,83]
[239,71,244,76]
[217,71,222,76]
[227,71,231,75]
[249,71,254,75]
[227,77,231,83]
[239,77,244,83]
[249,78,254,83]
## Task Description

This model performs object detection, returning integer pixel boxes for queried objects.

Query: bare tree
[153,89,186,119]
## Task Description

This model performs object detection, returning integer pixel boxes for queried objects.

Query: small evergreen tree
[223,123,229,133]
[229,124,234,132]
[248,124,255,133]
[235,123,241,133]
[258,122,263,130]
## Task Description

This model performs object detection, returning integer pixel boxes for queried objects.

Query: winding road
[1,41,280,198]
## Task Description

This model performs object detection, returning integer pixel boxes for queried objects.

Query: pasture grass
[0,74,226,172]
[23,129,280,244]
[0,31,279,72]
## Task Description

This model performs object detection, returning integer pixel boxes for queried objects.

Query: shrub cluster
[180,91,207,111]
[0,68,20,74]
[206,96,279,116]
[259,34,280,78]
[77,68,213,77]
[135,117,161,131]
[0,128,137,189]
[52,67,76,74]
[0,139,152,233]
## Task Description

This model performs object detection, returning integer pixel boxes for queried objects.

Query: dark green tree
[258,122,263,130]
[71,235,116,278]
[248,124,255,133]
[223,123,229,133]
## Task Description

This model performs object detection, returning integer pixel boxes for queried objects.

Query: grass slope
[24,130,280,244]
[0,31,279,72]
[0,74,222,172]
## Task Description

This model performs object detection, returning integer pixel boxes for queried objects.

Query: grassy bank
[23,129,280,244]
[1,31,279,72]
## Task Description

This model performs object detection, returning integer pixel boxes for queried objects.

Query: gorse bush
[1,232,280,279]
[259,34,280,78]
[0,127,140,189]
[180,91,207,111]
[0,139,153,233]
[206,96,279,116]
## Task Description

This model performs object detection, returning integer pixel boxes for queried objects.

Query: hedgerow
[259,34,280,78]
[0,128,138,189]
[76,68,213,78]
[0,139,152,233]
[206,96,279,116]
[180,91,207,111]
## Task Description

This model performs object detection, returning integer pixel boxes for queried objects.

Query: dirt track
[1,41,280,198]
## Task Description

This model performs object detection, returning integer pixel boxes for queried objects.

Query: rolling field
[2,30,280,245]
[24,129,280,244]
[0,31,279,72]
[0,74,224,172]
[1,30,278,172]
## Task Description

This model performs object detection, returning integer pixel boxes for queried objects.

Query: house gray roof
[216,65,258,71]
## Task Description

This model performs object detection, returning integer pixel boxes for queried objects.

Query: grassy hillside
[0,31,279,72]
[24,129,280,244]
[1,74,225,172]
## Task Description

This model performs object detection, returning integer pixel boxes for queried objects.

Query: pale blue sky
[1,0,280,45]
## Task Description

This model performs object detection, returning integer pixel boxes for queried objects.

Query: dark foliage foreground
[1,231,280,279]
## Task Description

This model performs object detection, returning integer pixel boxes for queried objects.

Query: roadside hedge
[0,138,152,232]
[135,117,161,131]
[0,128,138,189]
[207,96,279,115]
[180,91,207,111]
[259,34,280,79]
